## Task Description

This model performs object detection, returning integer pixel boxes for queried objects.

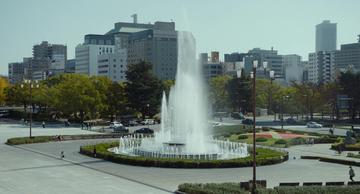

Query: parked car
[134,127,154,134]
[113,126,129,133]
[307,121,322,128]
[285,118,298,125]
[141,119,155,125]
[242,119,253,125]
[109,121,123,129]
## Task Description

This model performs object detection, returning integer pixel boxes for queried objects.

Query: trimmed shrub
[6,136,53,145]
[274,139,287,145]
[80,142,288,168]
[177,183,360,194]
[238,135,248,140]
[347,153,360,159]
[256,137,268,142]
[288,137,306,145]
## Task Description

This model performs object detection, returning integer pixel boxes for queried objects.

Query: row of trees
[209,71,360,121]
[3,61,167,122]
[2,61,360,122]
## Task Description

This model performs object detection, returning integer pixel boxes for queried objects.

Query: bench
[325,182,344,186]
[279,182,300,186]
[303,182,322,186]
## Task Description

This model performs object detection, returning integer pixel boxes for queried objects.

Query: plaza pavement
[1,122,360,193]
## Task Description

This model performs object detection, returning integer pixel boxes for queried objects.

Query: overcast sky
[1,0,359,75]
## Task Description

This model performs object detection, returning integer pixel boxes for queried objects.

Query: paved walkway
[1,122,360,193]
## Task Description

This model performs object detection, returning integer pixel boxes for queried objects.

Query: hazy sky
[1,0,359,75]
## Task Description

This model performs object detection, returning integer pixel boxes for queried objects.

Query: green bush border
[6,133,130,145]
[177,183,360,194]
[301,155,360,167]
[79,142,288,168]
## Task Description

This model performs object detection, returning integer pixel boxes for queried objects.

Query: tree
[51,74,103,122]
[226,75,251,113]
[106,81,128,121]
[0,77,9,105]
[209,75,231,112]
[125,61,163,118]
[338,71,360,120]
[163,79,175,96]
[292,81,322,120]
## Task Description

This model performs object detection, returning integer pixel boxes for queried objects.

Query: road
[0,122,359,194]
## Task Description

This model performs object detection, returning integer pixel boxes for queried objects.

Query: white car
[307,121,322,128]
[141,119,155,125]
[110,121,123,129]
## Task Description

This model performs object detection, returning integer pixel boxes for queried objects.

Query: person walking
[349,166,355,182]
[60,151,65,159]
[42,121,45,128]
[93,146,97,158]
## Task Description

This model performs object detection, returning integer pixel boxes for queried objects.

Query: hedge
[80,142,288,168]
[331,143,360,151]
[177,183,360,194]
[255,137,268,142]
[301,155,360,167]
[6,133,131,145]
[347,153,360,159]
[274,139,287,145]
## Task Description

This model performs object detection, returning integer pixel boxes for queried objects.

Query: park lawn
[229,134,287,148]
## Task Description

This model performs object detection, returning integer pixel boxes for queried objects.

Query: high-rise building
[200,51,223,80]
[127,22,177,80]
[248,48,283,77]
[98,49,127,82]
[31,41,67,79]
[283,54,304,83]
[308,51,335,84]
[335,36,360,73]
[316,20,337,52]
[65,59,76,73]
[75,44,114,76]
[8,62,24,84]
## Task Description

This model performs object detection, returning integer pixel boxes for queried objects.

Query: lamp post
[268,70,275,116]
[251,60,257,194]
[146,104,150,128]
[281,95,290,130]
[236,61,245,113]
[21,79,39,138]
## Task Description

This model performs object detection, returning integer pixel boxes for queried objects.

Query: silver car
[307,121,322,128]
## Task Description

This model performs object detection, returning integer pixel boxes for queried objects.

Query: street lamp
[281,95,290,130]
[269,70,275,116]
[236,61,245,113]
[21,79,39,138]
[146,104,150,128]
[263,61,268,75]
[251,60,257,194]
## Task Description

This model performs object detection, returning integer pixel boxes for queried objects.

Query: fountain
[109,31,248,160]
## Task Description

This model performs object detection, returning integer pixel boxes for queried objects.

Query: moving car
[109,121,123,129]
[141,119,155,125]
[306,121,322,128]
[113,126,129,133]
[242,119,254,125]
[134,127,154,134]
[285,118,298,125]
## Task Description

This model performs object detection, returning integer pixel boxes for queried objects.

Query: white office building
[98,48,127,82]
[283,54,304,83]
[308,51,335,84]
[75,44,115,76]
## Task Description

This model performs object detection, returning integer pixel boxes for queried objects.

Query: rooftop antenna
[131,14,137,24]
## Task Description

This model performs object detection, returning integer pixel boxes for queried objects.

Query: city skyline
[1,0,360,75]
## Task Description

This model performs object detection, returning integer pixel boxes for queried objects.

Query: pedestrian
[93,146,97,158]
[42,121,45,128]
[349,166,355,182]
[60,151,65,159]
